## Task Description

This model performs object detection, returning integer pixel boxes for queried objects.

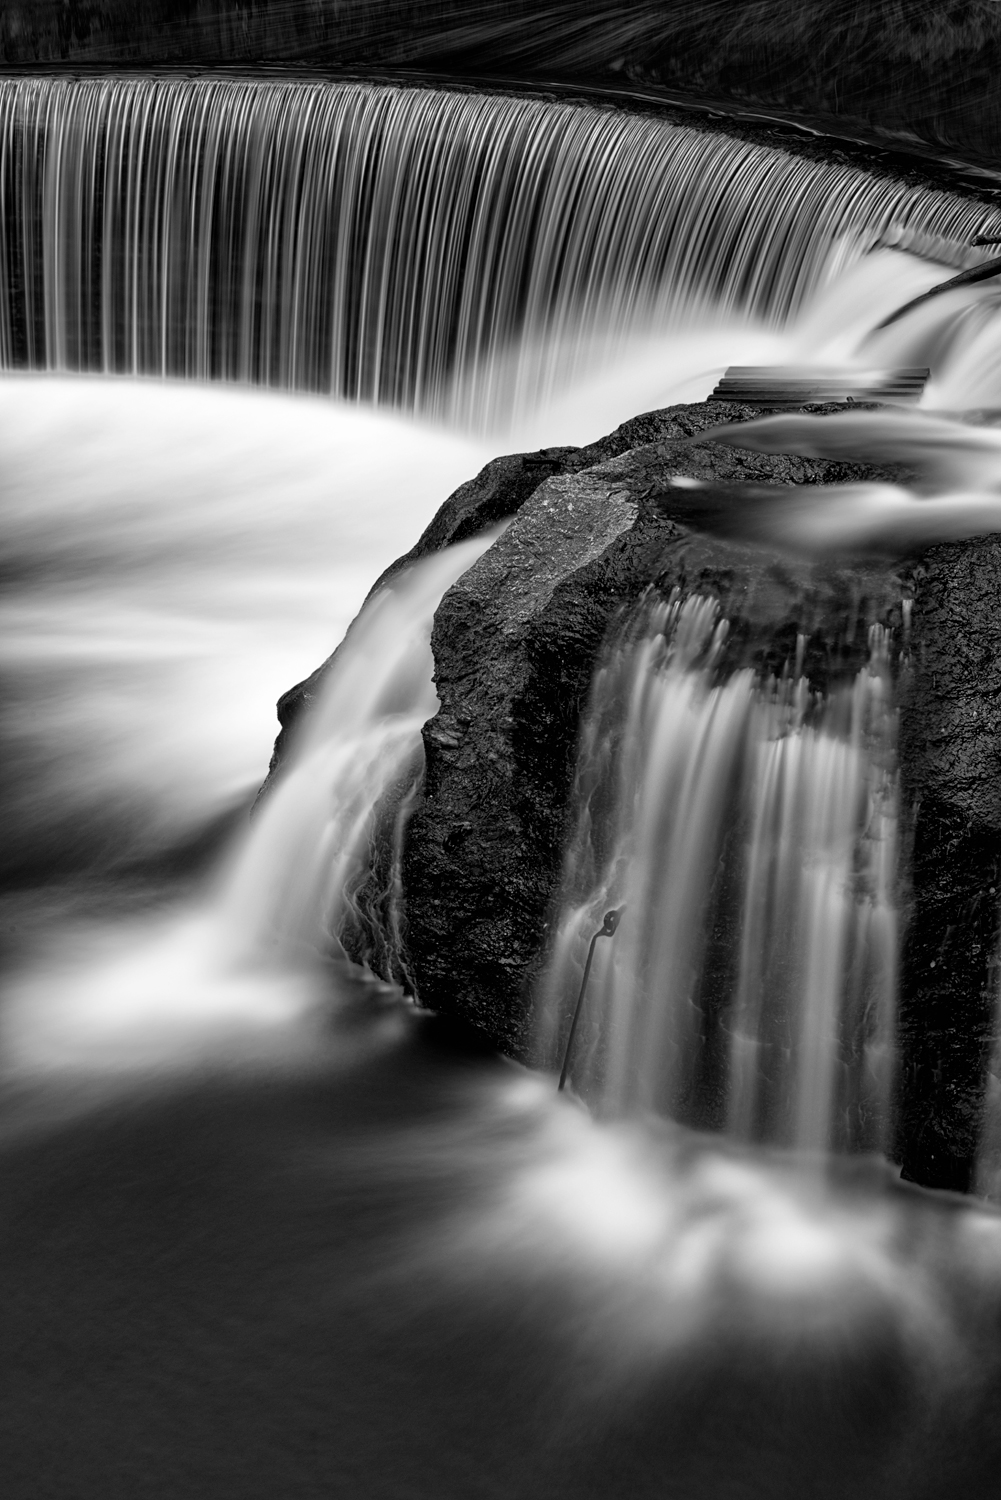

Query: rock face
[268,398,1001,1193]
[896,540,1001,1190]
[266,400,885,775]
[401,402,904,1058]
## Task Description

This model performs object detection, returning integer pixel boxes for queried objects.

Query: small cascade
[0,375,489,879]
[216,534,494,973]
[2,534,493,1073]
[540,595,898,1158]
[0,76,995,430]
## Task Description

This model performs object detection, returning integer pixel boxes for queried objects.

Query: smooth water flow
[3,536,493,1074]
[4,72,1001,1495]
[0,375,488,881]
[706,406,1001,547]
[1,76,1000,435]
[217,533,496,972]
[3,76,999,1166]
[727,629,897,1156]
[541,596,898,1157]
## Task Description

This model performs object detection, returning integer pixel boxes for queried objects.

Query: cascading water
[727,627,897,1158]
[3,533,495,1073]
[0,375,490,882]
[1,76,1000,436]
[4,68,1001,1500]
[540,594,898,1158]
[217,533,496,973]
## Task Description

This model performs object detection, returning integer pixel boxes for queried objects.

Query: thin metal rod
[557,906,624,1093]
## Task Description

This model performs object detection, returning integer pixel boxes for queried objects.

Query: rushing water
[540,597,897,1157]
[0,374,490,890]
[1,75,1001,434]
[4,73,1001,1498]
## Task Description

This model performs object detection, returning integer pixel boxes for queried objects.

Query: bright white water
[0,374,489,881]
[3,76,1001,1498]
[3,248,990,895]
[216,532,497,970]
[698,405,1001,551]
[2,75,1001,436]
[3,535,493,1074]
[539,597,897,1156]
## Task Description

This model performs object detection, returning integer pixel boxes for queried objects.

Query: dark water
[4,994,1001,1500]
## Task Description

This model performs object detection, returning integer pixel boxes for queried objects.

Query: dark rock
[401,409,905,1058]
[264,397,1001,1193]
[896,538,1001,1191]
[262,399,888,788]
[397,407,1001,1192]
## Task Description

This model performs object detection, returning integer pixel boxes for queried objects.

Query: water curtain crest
[0,78,989,428]
[539,594,898,1158]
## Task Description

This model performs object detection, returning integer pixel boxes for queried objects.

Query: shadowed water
[3,996,1001,1500]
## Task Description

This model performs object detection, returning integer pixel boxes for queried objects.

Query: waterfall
[0,76,995,431]
[1,77,994,1150]
[5,66,1001,1496]
[540,594,898,1157]
[0,374,489,880]
[216,532,496,972]
[3,533,495,1073]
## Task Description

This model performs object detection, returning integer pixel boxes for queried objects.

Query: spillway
[0,75,997,432]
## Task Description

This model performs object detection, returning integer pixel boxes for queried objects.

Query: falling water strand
[214,533,496,972]
[0,533,497,1075]
[0,77,993,428]
[539,596,898,1158]
[727,624,898,1155]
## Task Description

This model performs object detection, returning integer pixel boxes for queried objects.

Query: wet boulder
[266,397,1001,1194]
[398,405,1001,1194]
[895,537,1001,1191]
[400,403,904,1057]
[265,399,881,780]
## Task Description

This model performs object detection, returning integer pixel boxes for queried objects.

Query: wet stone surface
[269,399,1001,1192]
[399,402,904,1056]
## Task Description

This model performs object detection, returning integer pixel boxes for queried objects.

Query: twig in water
[874,232,1001,331]
[557,906,625,1093]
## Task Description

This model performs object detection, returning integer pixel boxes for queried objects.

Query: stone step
[711,366,929,404]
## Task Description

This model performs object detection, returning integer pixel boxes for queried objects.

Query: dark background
[2,2,1001,171]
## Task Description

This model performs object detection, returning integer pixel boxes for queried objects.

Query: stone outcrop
[400,403,904,1059]
[896,539,1001,1190]
[265,400,885,778]
[267,398,1001,1193]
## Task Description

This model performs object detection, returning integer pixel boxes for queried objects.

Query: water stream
[2,75,1001,436]
[540,596,897,1157]
[4,72,1001,1497]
